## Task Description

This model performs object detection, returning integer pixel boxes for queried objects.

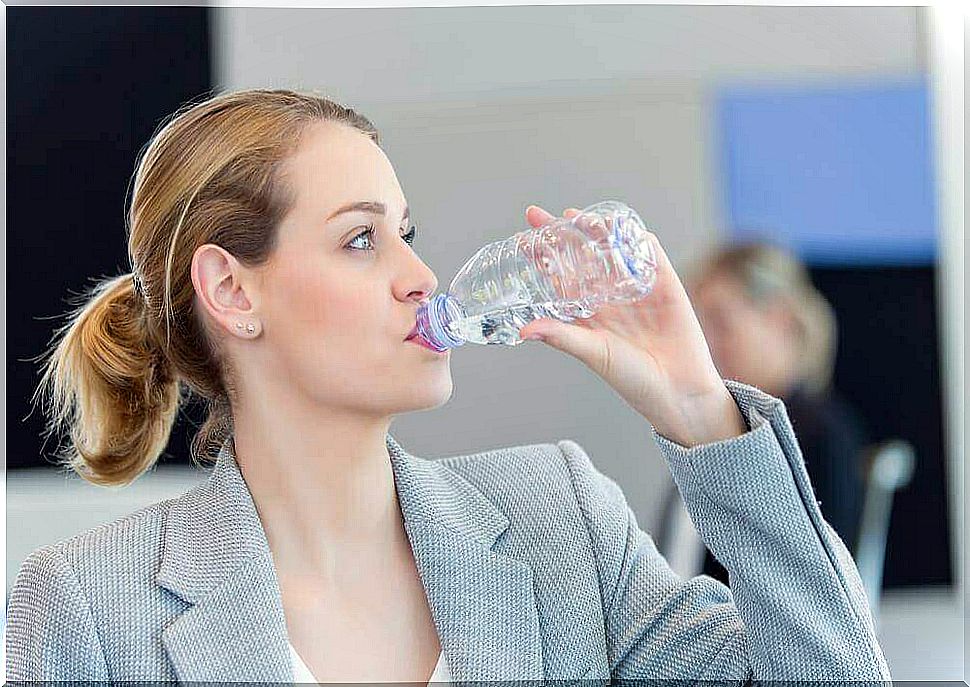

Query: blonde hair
[30,88,380,487]
[689,241,838,397]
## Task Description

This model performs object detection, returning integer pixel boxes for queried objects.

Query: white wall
[210,5,925,533]
[925,3,967,678]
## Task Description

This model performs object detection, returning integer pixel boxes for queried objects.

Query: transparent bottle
[414,200,658,352]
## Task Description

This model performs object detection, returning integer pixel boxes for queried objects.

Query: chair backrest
[654,477,707,579]
[853,439,916,626]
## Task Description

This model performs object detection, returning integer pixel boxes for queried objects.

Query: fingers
[644,229,671,271]
[526,205,582,228]
[526,205,555,228]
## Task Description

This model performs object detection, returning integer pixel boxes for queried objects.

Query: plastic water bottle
[414,200,658,352]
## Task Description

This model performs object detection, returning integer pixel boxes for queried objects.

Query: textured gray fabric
[5,379,890,683]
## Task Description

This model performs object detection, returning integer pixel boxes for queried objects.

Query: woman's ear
[191,244,258,335]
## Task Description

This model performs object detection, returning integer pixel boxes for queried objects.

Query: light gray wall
[212,5,922,103]
[210,5,924,532]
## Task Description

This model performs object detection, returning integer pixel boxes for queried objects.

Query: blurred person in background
[687,242,871,585]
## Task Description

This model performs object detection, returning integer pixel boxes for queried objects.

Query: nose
[398,252,438,304]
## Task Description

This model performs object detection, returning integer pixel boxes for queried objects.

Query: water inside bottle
[452,302,589,346]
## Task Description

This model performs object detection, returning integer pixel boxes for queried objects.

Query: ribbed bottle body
[416,200,658,351]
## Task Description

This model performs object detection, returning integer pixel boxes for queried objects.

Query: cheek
[714,316,757,365]
[272,275,387,383]
[303,296,401,380]
[324,281,391,345]
[268,258,370,332]
[734,319,784,372]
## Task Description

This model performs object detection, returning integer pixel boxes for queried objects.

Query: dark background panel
[812,266,951,588]
[8,7,214,470]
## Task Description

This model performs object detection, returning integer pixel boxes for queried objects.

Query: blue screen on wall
[716,80,937,266]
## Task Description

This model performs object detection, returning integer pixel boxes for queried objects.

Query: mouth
[406,330,447,353]
[405,321,448,353]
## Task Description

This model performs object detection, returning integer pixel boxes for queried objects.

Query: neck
[229,379,404,586]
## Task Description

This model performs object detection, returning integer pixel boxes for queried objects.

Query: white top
[288,641,452,684]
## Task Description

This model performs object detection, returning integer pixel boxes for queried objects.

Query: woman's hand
[519,205,747,448]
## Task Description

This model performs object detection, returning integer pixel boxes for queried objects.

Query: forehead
[283,120,400,213]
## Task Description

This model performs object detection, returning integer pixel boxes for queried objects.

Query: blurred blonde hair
[30,88,380,487]
[688,241,838,397]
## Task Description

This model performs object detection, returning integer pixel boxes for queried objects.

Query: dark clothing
[702,384,870,586]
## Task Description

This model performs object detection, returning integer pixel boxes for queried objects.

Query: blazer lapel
[157,435,291,683]
[156,432,544,684]
[386,434,544,683]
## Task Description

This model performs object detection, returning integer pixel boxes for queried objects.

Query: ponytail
[31,273,181,486]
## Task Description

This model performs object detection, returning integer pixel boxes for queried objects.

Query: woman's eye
[346,224,418,251]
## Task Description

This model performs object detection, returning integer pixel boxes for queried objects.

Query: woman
[687,243,871,586]
[6,89,889,683]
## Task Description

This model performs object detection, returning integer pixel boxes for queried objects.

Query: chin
[404,373,454,411]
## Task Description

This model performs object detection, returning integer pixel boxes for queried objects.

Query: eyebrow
[326,201,410,223]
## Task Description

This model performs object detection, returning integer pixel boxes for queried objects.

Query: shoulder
[12,494,179,600]
[38,496,173,559]
[5,492,185,680]
[433,438,631,542]
[433,437,616,500]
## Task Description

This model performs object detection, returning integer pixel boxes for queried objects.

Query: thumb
[520,317,608,372]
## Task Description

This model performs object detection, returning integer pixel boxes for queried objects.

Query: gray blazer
[5,380,891,683]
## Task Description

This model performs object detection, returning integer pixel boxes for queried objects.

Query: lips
[410,334,447,353]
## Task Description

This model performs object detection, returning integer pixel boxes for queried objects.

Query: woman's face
[253,120,452,418]
[689,270,795,392]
